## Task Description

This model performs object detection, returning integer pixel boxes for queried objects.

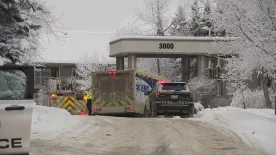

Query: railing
[34,76,80,86]
[34,91,51,107]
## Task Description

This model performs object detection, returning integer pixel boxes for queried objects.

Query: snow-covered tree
[0,0,53,64]
[0,71,26,99]
[136,0,176,76]
[188,0,214,37]
[188,76,217,106]
[75,52,115,91]
[210,0,276,108]
[231,88,275,109]
[200,0,213,36]
[189,0,202,36]
[170,5,189,36]
[113,23,145,38]
[137,0,174,36]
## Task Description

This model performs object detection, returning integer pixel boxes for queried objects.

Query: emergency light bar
[158,80,170,84]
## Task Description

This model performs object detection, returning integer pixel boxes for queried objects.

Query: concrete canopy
[109,36,237,96]
[109,36,236,58]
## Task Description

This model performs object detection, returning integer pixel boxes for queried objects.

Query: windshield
[0,70,26,100]
[161,83,186,91]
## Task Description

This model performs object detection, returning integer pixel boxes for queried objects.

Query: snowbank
[194,102,204,111]
[191,107,276,155]
[31,105,91,140]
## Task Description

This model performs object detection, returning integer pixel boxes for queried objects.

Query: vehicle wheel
[180,115,186,118]
[188,105,195,118]
[194,108,198,115]
[142,106,149,117]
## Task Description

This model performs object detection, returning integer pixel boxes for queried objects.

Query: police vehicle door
[0,66,34,155]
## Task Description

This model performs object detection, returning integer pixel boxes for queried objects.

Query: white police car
[0,65,35,155]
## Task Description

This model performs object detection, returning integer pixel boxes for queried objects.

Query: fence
[34,90,50,106]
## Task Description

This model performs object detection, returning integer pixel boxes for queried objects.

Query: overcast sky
[42,0,187,63]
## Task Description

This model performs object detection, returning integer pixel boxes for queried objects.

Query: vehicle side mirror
[144,91,151,96]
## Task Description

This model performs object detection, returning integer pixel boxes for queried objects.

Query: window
[51,68,59,77]
[34,69,42,85]
[207,58,217,79]
[72,68,77,77]
[0,70,26,100]
[160,83,186,91]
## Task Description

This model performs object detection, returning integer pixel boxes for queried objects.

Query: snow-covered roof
[109,36,238,44]
[40,31,116,64]
[109,36,238,57]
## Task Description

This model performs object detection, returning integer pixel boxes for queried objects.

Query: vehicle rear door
[0,65,35,155]
[158,83,192,103]
[95,71,133,108]
[112,73,128,106]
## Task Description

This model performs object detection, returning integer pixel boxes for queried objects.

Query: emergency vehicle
[48,77,87,115]
[0,65,34,155]
[88,70,165,116]
[48,77,75,97]
[145,81,195,118]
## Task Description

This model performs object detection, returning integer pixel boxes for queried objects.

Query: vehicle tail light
[127,107,134,111]
[108,71,117,75]
[93,108,98,112]
[83,96,87,100]
[83,93,87,100]
[155,92,160,98]
[51,93,56,98]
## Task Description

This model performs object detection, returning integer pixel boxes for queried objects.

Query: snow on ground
[30,104,275,154]
[190,107,276,155]
[31,105,92,140]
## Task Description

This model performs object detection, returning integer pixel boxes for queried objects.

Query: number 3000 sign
[159,43,174,49]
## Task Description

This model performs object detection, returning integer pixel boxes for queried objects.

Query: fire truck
[48,77,87,115]
[87,70,165,116]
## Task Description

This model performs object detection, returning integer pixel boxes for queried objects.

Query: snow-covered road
[30,115,265,155]
[191,107,276,155]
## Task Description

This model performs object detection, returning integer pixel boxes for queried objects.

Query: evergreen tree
[0,0,51,64]
[170,5,189,36]
[200,0,212,36]
[189,0,202,36]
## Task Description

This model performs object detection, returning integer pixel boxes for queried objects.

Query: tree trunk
[157,58,161,76]
[263,75,272,108]
[241,90,246,109]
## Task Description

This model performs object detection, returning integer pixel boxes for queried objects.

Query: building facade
[34,63,77,90]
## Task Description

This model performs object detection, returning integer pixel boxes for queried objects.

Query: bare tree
[136,0,175,76]
[75,51,115,91]
[113,23,145,38]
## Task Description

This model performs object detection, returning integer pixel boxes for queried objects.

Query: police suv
[0,65,35,155]
[144,81,195,118]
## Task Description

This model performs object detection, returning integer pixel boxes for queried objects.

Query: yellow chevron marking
[100,100,107,106]
[106,100,114,107]
[120,100,127,106]
[113,100,119,106]
[127,96,134,105]
[94,97,100,104]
